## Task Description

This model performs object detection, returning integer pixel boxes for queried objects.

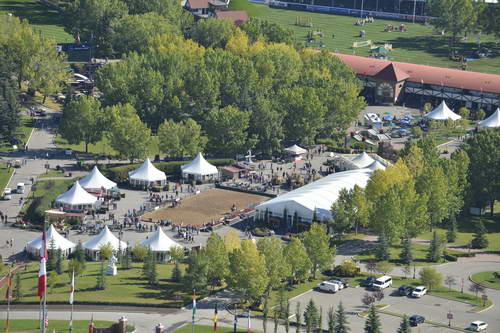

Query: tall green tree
[250,97,283,158]
[284,237,311,283]
[14,273,23,301]
[60,96,107,153]
[471,219,489,249]
[257,237,291,295]
[123,0,193,32]
[158,118,207,158]
[0,76,20,139]
[242,18,295,45]
[304,299,320,333]
[191,19,235,49]
[419,267,443,291]
[364,305,382,333]
[375,232,389,262]
[428,0,477,45]
[184,250,209,292]
[399,236,414,266]
[397,315,411,333]
[205,233,229,288]
[334,302,350,333]
[427,231,445,263]
[302,223,334,278]
[327,307,336,333]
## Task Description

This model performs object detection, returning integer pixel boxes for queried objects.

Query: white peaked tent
[284,144,308,155]
[83,225,127,260]
[25,225,76,257]
[55,181,98,211]
[367,160,386,171]
[479,108,500,128]
[351,152,376,168]
[140,228,182,261]
[425,101,461,121]
[181,153,219,180]
[79,166,117,191]
[129,158,167,187]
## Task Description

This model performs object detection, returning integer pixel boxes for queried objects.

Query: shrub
[471,219,489,249]
[132,245,148,261]
[333,259,360,277]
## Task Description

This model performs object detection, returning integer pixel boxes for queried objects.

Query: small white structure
[351,152,376,168]
[129,158,167,188]
[479,108,500,128]
[107,253,118,276]
[367,160,386,171]
[55,181,98,212]
[285,144,308,155]
[79,166,117,191]
[181,153,219,181]
[83,225,127,260]
[140,228,182,262]
[25,225,76,257]
[424,101,461,121]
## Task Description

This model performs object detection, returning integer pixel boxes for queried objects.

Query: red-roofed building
[215,10,249,25]
[333,53,500,111]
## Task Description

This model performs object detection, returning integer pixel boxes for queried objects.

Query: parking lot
[291,282,492,332]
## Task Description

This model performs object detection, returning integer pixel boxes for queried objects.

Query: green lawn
[1,262,191,307]
[175,325,253,333]
[0,319,113,333]
[0,116,35,153]
[0,0,72,43]
[0,163,14,193]
[38,168,66,179]
[253,3,500,74]
[471,271,500,290]
[229,0,263,17]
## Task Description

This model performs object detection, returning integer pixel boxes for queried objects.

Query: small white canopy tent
[140,228,182,262]
[425,101,461,121]
[367,160,386,171]
[83,225,127,260]
[284,144,308,155]
[129,158,167,188]
[55,181,98,211]
[479,108,500,128]
[351,152,376,169]
[25,225,76,257]
[79,166,117,191]
[181,153,219,180]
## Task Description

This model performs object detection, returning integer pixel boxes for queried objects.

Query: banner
[352,40,372,48]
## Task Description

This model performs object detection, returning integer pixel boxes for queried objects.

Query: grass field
[471,271,500,290]
[0,116,35,153]
[0,163,14,193]
[0,319,113,333]
[1,262,191,307]
[38,168,66,179]
[0,0,72,42]
[250,2,500,74]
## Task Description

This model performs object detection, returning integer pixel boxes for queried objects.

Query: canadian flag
[38,231,47,299]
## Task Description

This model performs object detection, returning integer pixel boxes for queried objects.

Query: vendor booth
[284,144,308,161]
[128,158,167,188]
[140,228,182,262]
[83,225,127,261]
[55,181,99,212]
[79,166,117,193]
[424,101,461,121]
[181,153,219,181]
[25,224,76,257]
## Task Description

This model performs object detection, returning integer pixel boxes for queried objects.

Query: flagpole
[6,269,11,333]
[192,289,196,333]
[70,270,75,333]
[42,219,47,333]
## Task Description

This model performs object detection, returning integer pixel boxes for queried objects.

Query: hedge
[444,252,476,262]
[327,145,352,154]
[101,159,234,184]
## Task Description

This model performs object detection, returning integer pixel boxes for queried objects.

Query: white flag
[69,270,74,305]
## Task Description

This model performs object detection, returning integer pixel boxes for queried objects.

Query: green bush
[333,260,360,277]
[327,145,351,154]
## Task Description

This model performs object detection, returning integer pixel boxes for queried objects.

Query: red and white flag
[69,270,75,305]
[38,231,47,299]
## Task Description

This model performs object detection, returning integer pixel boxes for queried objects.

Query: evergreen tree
[334,302,349,333]
[397,315,411,333]
[282,291,291,333]
[96,261,106,290]
[364,306,382,333]
[446,214,458,243]
[327,307,336,333]
[304,299,319,333]
[14,273,23,301]
[149,252,158,285]
[55,248,63,275]
[121,247,131,270]
[74,241,86,263]
[172,262,183,282]
[399,236,413,265]
[319,306,323,333]
[273,308,280,333]
[47,239,57,271]
[263,296,269,333]
[142,249,151,280]
[427,231,444,262]
[471,219,489,249]
[375,232,389,262]
[295,302,302,333]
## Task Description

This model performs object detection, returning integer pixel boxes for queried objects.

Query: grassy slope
[471,271,500,289]
[229,0,264,17]
[0,163,14,192]
[0,0,72,43]
[0,320,112,333]
[253,3,500,74]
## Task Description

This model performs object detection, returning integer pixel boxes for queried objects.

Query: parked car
[398,285,413,296]
[468,321,488,331]
[2,188,12,200]
[411,286,427,298]
[372,275,392,290]
[361,276,376,288]
[409,315,425,326]
[16,183,25,194]
[316,281,340,293]
[329,277,349,289]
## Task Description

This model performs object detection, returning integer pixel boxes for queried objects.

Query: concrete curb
[376,308,468,332]
[469,273,500,291]
[2,168,16,193]
[25,126,35,148]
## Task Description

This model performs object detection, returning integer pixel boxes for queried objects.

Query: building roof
[479,108,500,128]
[374,63,410,82]
[186,0,208,9]
[215,10,249,24]
[334,53,500,94]
[79,166,117,190]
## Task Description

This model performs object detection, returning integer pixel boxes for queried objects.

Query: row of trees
[183,225,334,305]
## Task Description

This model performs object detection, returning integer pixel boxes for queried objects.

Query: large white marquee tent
[79,166,117,191]
[351,152,376,168]
[25,225,76,257]
[83,225,127,260]
[140,228,182,262]
[479,108,500,128]
[55,181,98,211]
[424,101,461,121]
[129,158,167,187]
[181,153,219,180]
[255,169,373,223]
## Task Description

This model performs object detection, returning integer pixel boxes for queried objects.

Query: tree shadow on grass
[0,0,66,26]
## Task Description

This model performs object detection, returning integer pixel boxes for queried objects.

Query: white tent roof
[351,152,376,168]
[26,225,76,253]
[79,166,117,190]
[479,108,500,128]
[55,181,98,205]
[425,101,461,121]
[82,225,127,251]
[140,228,182,252]
[181,153,218,176]
[367,160,386,171]
[129,158,166,182]
[284,144,308,155]
[255,169,373,221]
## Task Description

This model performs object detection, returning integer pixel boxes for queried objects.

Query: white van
[16,183,25,194]
[2,188,12,200]
[317,281,340,293]
[372,276,392,290]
